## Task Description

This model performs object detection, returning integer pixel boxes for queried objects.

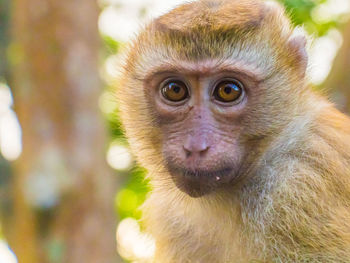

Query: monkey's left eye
[161,80,189,102]
[213,79,244,103]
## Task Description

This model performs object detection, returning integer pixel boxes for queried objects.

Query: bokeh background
[0,0,349,262]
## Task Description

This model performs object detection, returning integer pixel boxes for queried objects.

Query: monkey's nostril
[184,147,192,158]
[183,144,210,158]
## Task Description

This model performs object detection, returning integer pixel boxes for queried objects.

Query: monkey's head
[118,0,308,197]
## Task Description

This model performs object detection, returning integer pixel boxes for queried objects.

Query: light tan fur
[117,0,350,262]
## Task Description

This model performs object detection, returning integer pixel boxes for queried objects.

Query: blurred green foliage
[102,34,120,56]
[115,167,150,220]
[279,0,339,36]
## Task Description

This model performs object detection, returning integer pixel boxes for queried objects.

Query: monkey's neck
[143,186,251,262]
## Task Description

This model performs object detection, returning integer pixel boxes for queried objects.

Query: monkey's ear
[287,27,308,78]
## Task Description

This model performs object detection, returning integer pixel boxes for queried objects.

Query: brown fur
[117,0,350,262]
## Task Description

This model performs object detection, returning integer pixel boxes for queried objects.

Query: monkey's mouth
[167,165,234,197]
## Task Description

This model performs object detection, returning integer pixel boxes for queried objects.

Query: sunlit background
[0,0,350,262]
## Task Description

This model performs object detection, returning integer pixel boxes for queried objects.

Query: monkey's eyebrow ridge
[142,58,266,82]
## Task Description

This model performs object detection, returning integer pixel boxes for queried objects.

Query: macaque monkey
[117,0,350,262]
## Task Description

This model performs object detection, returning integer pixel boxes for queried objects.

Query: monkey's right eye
[161,81,189,102]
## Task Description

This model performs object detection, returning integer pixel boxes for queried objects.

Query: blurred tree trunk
[0,0,10,78]
[6,0,120,263]
[322,20,350,114]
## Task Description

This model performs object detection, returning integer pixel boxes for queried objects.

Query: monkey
[117,0,350,262]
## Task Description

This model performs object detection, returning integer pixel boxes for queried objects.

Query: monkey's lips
[167,165,235,197]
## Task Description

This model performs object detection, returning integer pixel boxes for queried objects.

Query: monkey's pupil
[224,86,232,94]
[172,85,181,93]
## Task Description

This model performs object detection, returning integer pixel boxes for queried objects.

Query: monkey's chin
[167,166,234,198]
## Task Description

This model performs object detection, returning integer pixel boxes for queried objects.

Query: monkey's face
[144,61,263,197]
[120,0,308,198]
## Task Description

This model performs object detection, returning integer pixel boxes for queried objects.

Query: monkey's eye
[213,80,244,103]
[161,80,189,102]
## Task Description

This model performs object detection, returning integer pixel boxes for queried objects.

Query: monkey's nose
[183,138,210,157]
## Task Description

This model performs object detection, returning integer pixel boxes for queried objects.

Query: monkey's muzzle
[167,166,234,197]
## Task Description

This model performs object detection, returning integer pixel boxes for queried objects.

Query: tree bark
[8,0,120,262]
[322,21,350,113]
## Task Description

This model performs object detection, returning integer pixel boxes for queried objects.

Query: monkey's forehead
[149,0,291,38]
[131,0,293,61]
[153,0,266,34]
[123,0,299,81]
